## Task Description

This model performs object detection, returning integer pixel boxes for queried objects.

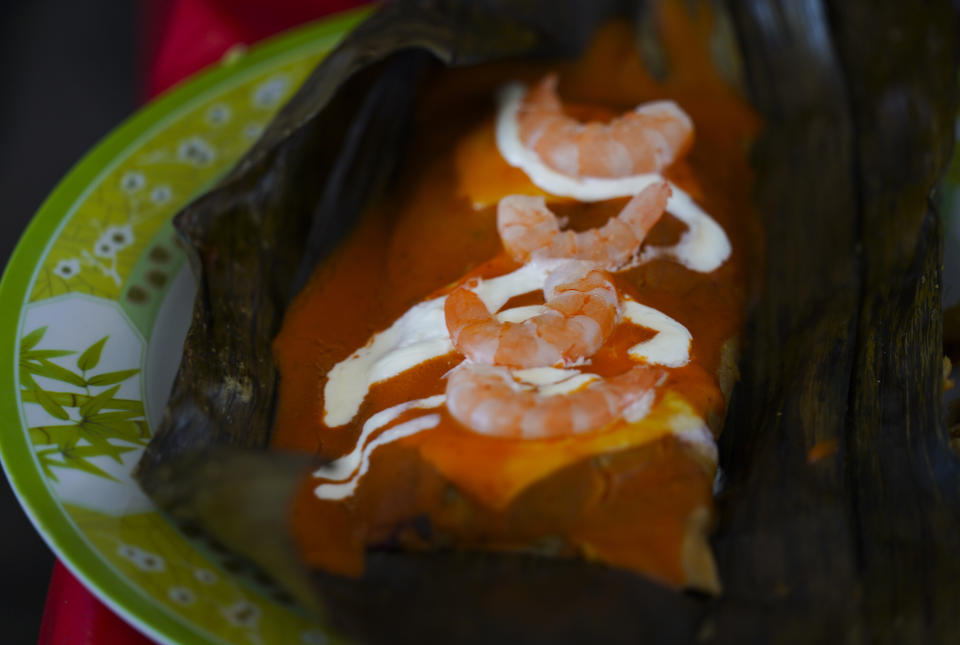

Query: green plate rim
[0,7,371,644]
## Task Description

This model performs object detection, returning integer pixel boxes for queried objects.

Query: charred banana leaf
[711,1,960,643]
[135,0,960,643]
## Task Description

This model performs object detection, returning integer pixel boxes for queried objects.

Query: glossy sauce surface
[273,13,760,589]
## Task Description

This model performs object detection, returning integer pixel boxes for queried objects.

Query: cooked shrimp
[445,363,662,438]
[445,260,619,368]
[497,180,671,270]
[517,74,694,178]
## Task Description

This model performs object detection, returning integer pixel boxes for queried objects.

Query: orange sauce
[274,12,760,589]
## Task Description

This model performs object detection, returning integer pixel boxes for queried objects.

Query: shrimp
[445,260,620,368]
[445,363,663,439]
[497,180,671,270]
[517,74,694,178]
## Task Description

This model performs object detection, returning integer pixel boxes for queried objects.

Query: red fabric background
[141,0,369,99]
[39,1,369,642]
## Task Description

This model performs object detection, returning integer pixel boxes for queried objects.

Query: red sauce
[273,13,760,590]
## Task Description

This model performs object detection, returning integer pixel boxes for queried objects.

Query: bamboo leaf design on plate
[77,337,107,371]
[20,370,38,391]
[20,326,46,352]
[86,369,140,387]
[41,445,140,482]
[79,384,122,418]
[29,425,82,448]
[30,359,87,387]
[19,326,76,391]
[86,409,146,422]
[84,419,149,445]
[31,388,70,420]
[35,449,61,482]
[68,445,138,459]
[22,349,75,359]
[21,390,144,412]
[62,455,118,481]
[18,327,150,482]
[76,421,126,463]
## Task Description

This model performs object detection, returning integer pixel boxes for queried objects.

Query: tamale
[136,1,960,643]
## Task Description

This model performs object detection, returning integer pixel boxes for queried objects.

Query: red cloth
[39,563,148,645]
[141,0,369,99]
[40,1,370,642]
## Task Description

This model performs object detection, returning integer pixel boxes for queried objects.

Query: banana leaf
[135,0,960,642]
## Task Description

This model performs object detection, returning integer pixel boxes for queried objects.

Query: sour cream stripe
[313,395,445,501]
[323,299,451,427]
[622,299,692,367]
[313,415,442,501]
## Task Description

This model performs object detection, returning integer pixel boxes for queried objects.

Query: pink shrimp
[497,180,671,270]
[517,74,694,178]
[445,363,663,439]
[444,260,620,368]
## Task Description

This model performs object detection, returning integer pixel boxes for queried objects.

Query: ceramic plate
[0,9,370,644]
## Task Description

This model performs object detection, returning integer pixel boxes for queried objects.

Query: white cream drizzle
[495,82,731,274]
[313,395,445,500]
[496,304,547,323]
[622,299,692,367]
[512,366,599,395]
[472,258,568,312]
[323,299,451,427]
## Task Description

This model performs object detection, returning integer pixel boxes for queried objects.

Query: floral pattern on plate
[1,11,372,644]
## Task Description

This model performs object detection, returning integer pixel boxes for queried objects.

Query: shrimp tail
[615,180,672,260]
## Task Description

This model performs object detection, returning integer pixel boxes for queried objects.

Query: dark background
[0,1,137,641]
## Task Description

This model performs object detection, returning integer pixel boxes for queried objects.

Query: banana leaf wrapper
[135,0,960,642]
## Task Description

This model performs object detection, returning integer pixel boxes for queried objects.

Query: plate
[0,9,370,644]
